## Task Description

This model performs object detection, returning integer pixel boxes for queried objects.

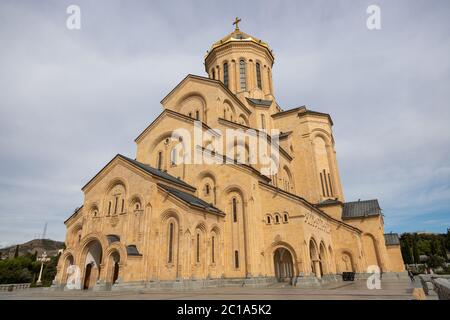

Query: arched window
[205,184,210,196]
[232,198,237,222]
[196,233,200,263]
[211,235,215,263]
[168,222,174,263]
[108,201,112,215]
[223,62,229,88]
[284,213,289,223]
[157,151,163,170]
[234,250,239,269]
[267,215,271,224]
[170,148,177,166]
[239,60,246,90]
[275,215,280,224]
[211,69,215,80]
[196,110,199,120]
[256,62,262,89]
[121,199,124,213]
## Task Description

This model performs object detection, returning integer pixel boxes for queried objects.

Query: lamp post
[36,251,51,286]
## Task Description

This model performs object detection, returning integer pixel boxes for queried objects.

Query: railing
[431,278,450,300]
[418,274,450,299]
[0,283,31,292]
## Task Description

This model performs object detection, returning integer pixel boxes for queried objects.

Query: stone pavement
[0,278,434,300]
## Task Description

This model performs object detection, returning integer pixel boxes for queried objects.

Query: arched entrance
[273,247,294,282]
[319,242,328,276]
[339,251,355,273]
[82,240,102,290]
[362,234,382,271]
[309,239,321,278]
[107,251,120,285]
[61,254,74,285]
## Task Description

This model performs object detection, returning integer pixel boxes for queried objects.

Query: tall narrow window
[239,60,246,90]
[261,114,266,130]
[211,236,215,263]
[256,62,262,89]
[114,196,118,214]
[234,250,239,268]
[223,62,229,88]
[320,172,326,197]
[171,148,177,166]
[168,222,174,263]
[108,201,111,215]
[323,169,330,197]
[328,173,333,196]
[157,151,162,170]
[205,184,210,195]
[212,69,215,80]
[196,233,200,263]
[121,198,124,213]
[232,198,237,222]
[196,110,199,120]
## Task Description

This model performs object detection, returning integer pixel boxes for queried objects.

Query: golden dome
[205,19,274,61]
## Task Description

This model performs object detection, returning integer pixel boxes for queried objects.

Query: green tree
[428,255,445,269]
[412,238,420,264]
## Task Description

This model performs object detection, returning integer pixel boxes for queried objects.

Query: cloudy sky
[0,0,449,247]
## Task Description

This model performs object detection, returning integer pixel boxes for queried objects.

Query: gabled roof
[160,74,251,115]
[126,245,142,256]
[315,198,342,208]
[64,205,83,224]
[342,199,381,219]
[119,154,194,189]
[158,183,225,216]
[217,117,293,162]
[134,109,219,143]
[272,106,334,125]
[81,154,195,192]
[384,233,400,246]
[107,234,120,245]
[246,98,272,107]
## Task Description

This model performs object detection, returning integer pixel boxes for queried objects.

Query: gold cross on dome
[233,17,241,30]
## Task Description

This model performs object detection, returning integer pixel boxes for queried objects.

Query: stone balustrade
[431,278,450,300]
[418,274,450,299]
[0,283,31,292]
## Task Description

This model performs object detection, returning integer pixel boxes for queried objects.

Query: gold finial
[233,17,241,31]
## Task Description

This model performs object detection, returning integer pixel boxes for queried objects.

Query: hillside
[0,239,65,259]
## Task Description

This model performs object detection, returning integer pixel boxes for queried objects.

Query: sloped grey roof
[118,154,193,189]
[246,97,272,107]
[126,245,141,256]
[318,199,341,205]
[342,199,381,219]
[384,233,400,246]
[158,183,225,216]
[107,234,120,245]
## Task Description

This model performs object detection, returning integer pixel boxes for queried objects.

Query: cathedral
[54,20,405,291]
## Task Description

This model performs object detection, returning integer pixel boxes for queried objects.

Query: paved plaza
[0,278,434,300]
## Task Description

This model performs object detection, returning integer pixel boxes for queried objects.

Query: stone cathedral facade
[54,22,405,290]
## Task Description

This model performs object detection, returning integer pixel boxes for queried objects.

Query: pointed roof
[81,154,195,192]
[158,183,225,216]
